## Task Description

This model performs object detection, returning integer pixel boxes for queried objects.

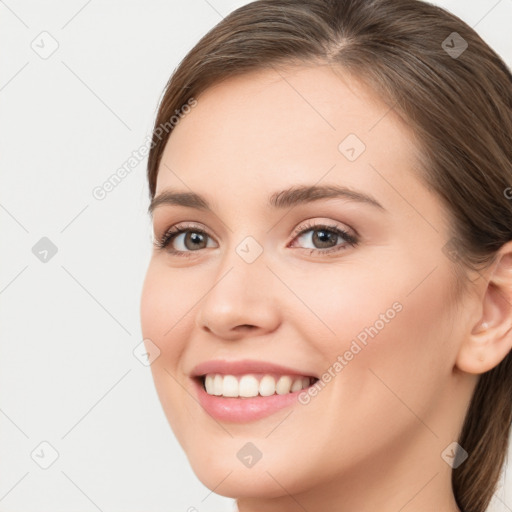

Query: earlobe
[456,243,512,375]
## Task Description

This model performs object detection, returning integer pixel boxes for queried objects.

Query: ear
[456,241,512,374]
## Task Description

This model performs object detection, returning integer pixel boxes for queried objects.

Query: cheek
[279,262,403,354]
[289,254,455,420]
[140,261,194,402]
[140,262,191,346]
[283,265,456,480]
[140,262,195,446]
[333,260,456,432]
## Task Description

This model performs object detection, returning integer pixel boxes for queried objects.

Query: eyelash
[153,220,359,258]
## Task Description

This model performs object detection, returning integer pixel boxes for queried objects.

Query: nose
[195,247,281,341]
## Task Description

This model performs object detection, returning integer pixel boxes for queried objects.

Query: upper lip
[190,359,318,379]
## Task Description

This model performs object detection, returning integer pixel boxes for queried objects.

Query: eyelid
[157,218,355,240]
[291,218,357,240]
[156,221,215,240]
[154,218,359,258]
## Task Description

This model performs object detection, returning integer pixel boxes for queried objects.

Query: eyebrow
[148,184,386,215]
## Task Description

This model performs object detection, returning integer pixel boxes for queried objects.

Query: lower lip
[192,377,308,423]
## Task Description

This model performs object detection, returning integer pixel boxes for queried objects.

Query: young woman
[140,1,512,511]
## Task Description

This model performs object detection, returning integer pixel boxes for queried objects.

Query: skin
[140,64,512,512]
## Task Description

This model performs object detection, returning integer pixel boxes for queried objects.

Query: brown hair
[146,1,512,510]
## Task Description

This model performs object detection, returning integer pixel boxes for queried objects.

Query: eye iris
[185,231,207,250]
[313,229,337,248]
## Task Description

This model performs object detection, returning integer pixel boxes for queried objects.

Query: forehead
[155,64,433,221]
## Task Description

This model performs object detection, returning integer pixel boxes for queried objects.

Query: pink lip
[190,358,317,378]
[189,359,317,423]
[192,377,310,423]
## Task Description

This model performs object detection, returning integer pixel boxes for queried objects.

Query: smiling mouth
[197,373,319,398]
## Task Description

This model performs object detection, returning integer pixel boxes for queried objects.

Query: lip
[189,359,318,423]
[191,376,314,423]
[190,358,318,379]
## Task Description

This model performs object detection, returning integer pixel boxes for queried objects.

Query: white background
[1,1,511,511]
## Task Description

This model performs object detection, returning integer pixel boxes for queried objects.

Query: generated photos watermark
[92,97,197,201]
[298,301,403,404]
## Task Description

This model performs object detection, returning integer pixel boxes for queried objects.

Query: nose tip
[198,298,279,340]
[195,248,281,340]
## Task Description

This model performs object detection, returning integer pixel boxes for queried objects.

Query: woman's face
[140,64,475,506]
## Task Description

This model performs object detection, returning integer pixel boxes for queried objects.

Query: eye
[153,220,359,258]
[289,220,358,256]
[153,222,216,257]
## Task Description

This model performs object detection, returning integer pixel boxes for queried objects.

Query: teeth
[259,375,275,396]
[291,378,303,392]
[202,373,313,398]
[222,375,239,397]
[213,374,223,396]
[276,375,292,395]
[239,375,259,397]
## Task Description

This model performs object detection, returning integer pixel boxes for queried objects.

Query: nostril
[236,324,256,331]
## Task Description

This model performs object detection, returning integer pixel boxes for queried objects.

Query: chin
[183,439,318,500]
[191,459,296,499]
